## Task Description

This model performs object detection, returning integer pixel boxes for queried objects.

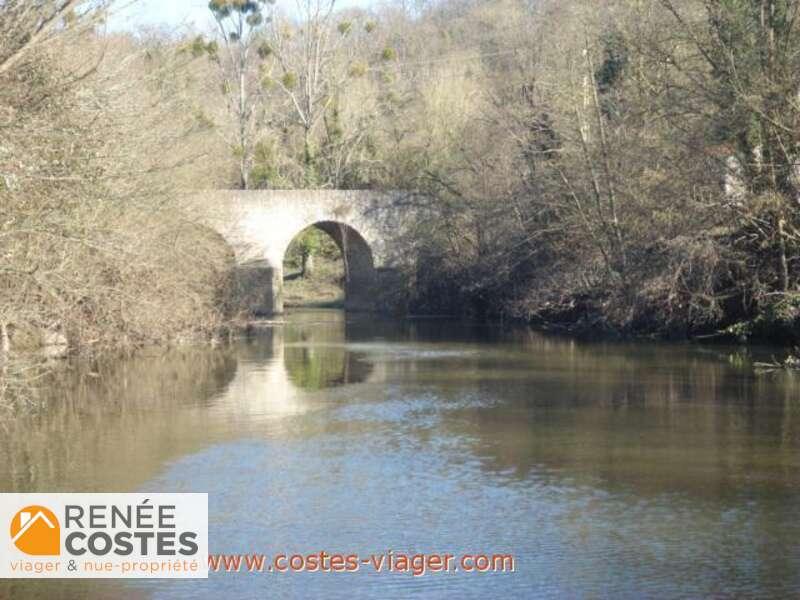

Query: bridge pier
[232,261,284,316]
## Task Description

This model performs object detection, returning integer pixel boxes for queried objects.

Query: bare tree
[267,0,352,184]
[0,0,108,76]
[1,2,233,402]
[208,0,275,189]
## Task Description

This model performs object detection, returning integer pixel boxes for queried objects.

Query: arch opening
[281,221,377,312]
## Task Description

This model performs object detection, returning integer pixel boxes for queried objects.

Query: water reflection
[1,310,799,598]
[283,311,374,390]
[0,349,239,493]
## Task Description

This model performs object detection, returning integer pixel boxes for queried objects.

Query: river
[2,309,799,598]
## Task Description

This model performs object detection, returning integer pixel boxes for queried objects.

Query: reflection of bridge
[208,319,384,420]
[196,190,417,315]
[0,313,386,492]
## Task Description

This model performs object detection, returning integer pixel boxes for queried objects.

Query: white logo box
[0,493,208,579]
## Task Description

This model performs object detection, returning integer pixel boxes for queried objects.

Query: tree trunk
[303,127,314,184]
[301,252,314,278]
[778,216,789,292]
[0,322,9,356]
[239,49,249,190]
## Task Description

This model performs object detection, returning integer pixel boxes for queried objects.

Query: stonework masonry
[192,190,419,315]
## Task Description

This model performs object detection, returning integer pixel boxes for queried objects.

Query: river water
[2,309,799,598]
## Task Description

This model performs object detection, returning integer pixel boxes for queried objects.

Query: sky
[108,0,380,32]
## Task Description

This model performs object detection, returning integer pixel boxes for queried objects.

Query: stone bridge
[194,190,418,315]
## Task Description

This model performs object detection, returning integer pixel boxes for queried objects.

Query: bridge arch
[281,220,377,311]
[195,190,416,316]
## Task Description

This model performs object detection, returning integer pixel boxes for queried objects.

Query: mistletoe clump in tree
[208,0,276,189]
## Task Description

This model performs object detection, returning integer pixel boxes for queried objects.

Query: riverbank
[283,256,345,309]
[410,263,800,346]
[504,289,800,346]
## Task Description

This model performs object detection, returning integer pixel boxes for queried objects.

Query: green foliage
[208,0,270,18]
[281,72,298,89]
[724,321,754,343]
[348,62,367,78]
[257,41,273,59]
[725,295,800,343]
[246,12,264,27]
[325,105,344,142]
[302,140,321,187]
[338,21,352,36]
[594,30,628,120]
[381,47,397,61]
[298,229,322,256]
[284,345,347,389]
[249,140,284,189]
[285,227,341,271]
[185,35,210,58]
[595,31,628,93]
[208,0,272,42]
[364,20,377,34]
[284,227,331,281]
[193,109,215,130]
[205,40,219,59]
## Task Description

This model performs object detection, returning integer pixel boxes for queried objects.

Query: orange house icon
[9,506,60,556]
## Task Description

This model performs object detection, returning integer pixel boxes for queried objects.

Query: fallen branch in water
[754,349,800,373]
